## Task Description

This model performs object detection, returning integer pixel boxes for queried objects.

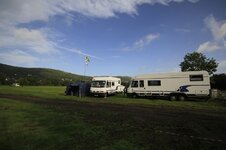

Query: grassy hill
[0,63,91,86]
[0,63,131,86]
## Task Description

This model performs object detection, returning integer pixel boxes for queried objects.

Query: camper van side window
[139,80,144,87]
[107,81,111,87]
[190,75,203,81]
[148,80,161,86]
[112,82,115,86]
[131,81,138,88]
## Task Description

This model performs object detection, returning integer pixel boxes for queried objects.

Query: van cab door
[130,80,145,96]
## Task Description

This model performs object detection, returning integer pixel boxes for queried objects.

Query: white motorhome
[127,71,210,100]
[90,76,124,97]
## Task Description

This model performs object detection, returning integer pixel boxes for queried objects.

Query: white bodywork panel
[90,76,123,95]
[127,71,210,97]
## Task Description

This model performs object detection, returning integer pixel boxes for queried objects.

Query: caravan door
[130,80,145,96]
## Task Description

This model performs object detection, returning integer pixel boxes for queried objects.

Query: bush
[211,74,226,90]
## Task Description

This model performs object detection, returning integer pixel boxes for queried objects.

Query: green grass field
[0,86,225,111]
[1,86,226,149]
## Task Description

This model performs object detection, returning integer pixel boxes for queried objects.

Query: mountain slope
[0,63,91,85]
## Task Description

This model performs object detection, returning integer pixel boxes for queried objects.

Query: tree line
[0,76,84,86]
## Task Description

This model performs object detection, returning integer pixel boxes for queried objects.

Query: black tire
[178,95,186,101]
[169,95,177,101]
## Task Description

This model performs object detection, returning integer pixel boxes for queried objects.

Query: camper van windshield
[91,81,106,88]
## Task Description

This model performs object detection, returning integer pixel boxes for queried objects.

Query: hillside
[0,63,91,86]
[0,63,131,86]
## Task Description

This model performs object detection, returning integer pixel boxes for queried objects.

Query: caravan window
[139,80,144,87]
[107,81,111,87]
[131,81,138,88]
[148,80,161,86]
[190,75,203,81]
[91,81,106,88]
[112,82,115,86]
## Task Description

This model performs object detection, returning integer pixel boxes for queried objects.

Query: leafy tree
[180,52,218,75]
[0,75,6,85]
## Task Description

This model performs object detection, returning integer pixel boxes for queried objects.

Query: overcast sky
[0,0,226,76]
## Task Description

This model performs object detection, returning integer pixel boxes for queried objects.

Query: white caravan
[90,76,124,97]
[127,71,210,100]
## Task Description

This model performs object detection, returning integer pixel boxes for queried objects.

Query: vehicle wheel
[178,95,186,101]
[169,95,177,101]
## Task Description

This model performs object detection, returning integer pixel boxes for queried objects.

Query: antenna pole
[84,62,86,81]
[84,55,90,81]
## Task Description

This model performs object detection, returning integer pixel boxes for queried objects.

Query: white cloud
[195,15,226,73]
[217,60,226,73]
[0,0,200,26]
[123,33,160,51]
[0,50,38,66]
[196,15,226,53]
[0,27,57,54]
[204,15,226,41]
[196,41,221,53]
[63,0,199,18]
[219,60,226,68]
[0,0,199,65]
[135,33,160,49]
[57,46,102,60]
[0,0,62,26]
